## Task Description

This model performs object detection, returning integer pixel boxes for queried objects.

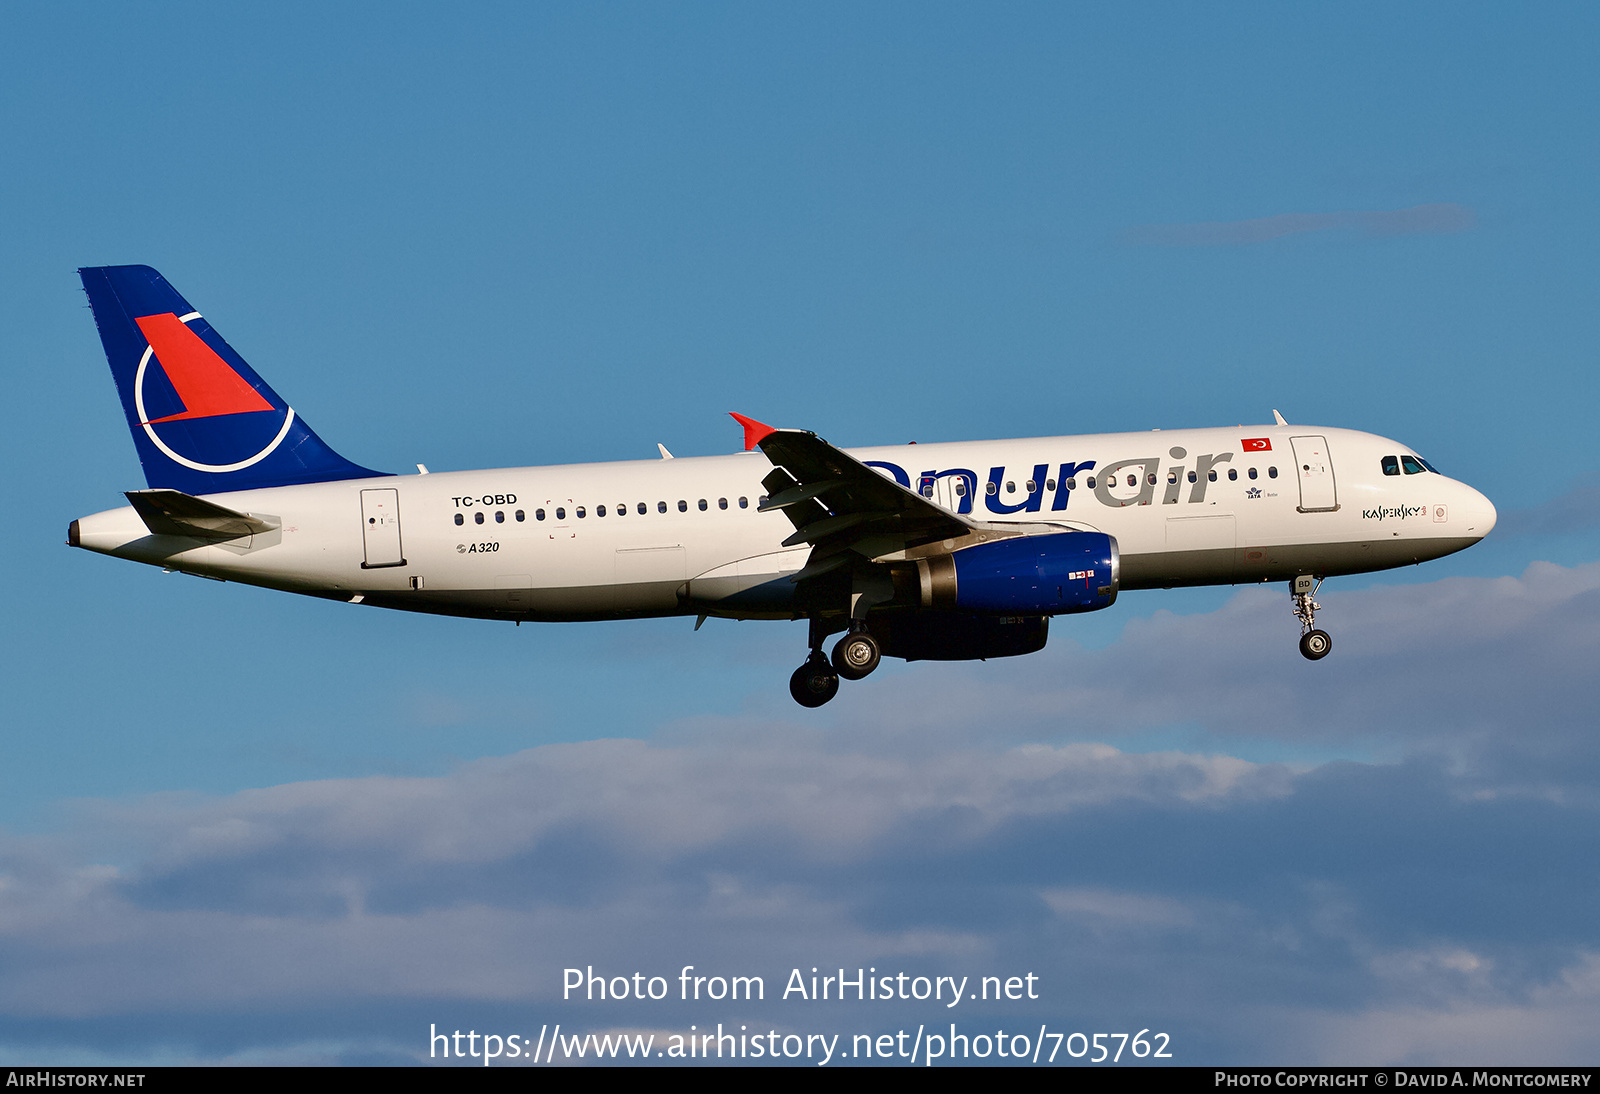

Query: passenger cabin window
[986,482,998,495]
[1005,481,1015,494]
[718,497,728,510]
[454,513,464,526]
[1047,478,1057,491]
[1086,476,1096,489]
[1208,470,1217,482]
[576,507,586,519]
[1401,455,1427,475]
[597,504,607,517]
[955,481,966,496]
[678,500,688,512]
[474,512,485,524]
[515,510,525,522]
[1267,467,1278,479]
[495,511,504,523]
[739,497,748,508]
[1187,471,1197,483]
[555,507,566,520]
[698,499,707,511]
[1248,468,1258,480]
[1228,469,1238,481]
[536,508,546,521]
[1382,456,1401,476]
[638,502,647,515]
[658,501,667,513]
[615,504,624,516]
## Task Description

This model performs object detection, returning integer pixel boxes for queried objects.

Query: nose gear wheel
[1299,629,1332,659]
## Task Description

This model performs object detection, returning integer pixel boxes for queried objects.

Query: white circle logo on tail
[133,311,296,472]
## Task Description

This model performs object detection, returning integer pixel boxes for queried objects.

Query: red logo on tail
[135,313,273,423]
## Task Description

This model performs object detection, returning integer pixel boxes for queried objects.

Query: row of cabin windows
[950,467,1278,497]
[1382,455,1438,476]
[454,496,750,526]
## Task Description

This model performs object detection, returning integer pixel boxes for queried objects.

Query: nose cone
[1459,483,1497,539]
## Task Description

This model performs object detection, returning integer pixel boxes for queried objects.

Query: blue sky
[2,2,1597,1066]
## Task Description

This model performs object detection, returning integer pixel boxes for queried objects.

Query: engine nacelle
[911,531,1119,615]
[874,612,1048,662]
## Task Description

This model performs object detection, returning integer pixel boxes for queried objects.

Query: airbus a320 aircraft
[70,266,1497,706]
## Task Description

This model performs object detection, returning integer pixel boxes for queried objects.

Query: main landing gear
[831,628,881,680]
[790,651,840,708]
[1292,575,1332,661]
[789,620,883,707]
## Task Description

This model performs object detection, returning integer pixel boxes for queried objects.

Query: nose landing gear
[1292,575,1332,661]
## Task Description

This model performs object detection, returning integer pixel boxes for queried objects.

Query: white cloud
[1040,887,1194,928]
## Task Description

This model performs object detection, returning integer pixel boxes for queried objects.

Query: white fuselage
[71,424,1497,622]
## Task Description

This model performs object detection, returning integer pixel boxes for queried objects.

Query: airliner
[69,266,1497,706]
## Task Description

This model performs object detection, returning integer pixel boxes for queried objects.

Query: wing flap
[754,430,972,558]
[758,480,843,512]
[779,511,876,548]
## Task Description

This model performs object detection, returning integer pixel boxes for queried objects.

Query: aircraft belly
[1119,535,1484,589]
[1119,546,1237,588]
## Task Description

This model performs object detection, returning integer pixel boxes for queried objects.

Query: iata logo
[132,311,295,472]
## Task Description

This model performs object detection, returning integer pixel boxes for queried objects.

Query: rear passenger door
[360,488,406,568]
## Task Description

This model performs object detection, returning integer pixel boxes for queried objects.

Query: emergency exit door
[360,488,406,568]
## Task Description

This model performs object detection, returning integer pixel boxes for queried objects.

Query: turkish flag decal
[1241,438,1272,452]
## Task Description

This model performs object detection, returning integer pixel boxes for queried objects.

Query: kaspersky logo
[132,311,296,472]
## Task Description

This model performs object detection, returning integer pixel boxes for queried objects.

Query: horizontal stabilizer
[124,489,279,540]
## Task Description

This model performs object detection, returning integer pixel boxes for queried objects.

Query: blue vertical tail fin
[79,265,386,494]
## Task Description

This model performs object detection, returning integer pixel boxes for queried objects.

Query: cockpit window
[1418,456,1441,474]
[1382,455,1400,476]
[1401,455,1426,475]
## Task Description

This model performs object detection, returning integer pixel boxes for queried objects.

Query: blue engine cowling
[914,531,1119,615]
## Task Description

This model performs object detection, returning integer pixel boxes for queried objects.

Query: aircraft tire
[831,632,881,681]
[1299,630,1332,660]
[790,658,840,707]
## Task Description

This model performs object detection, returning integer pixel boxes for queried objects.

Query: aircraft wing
[754,429,973,576]
[124,489,279,540]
